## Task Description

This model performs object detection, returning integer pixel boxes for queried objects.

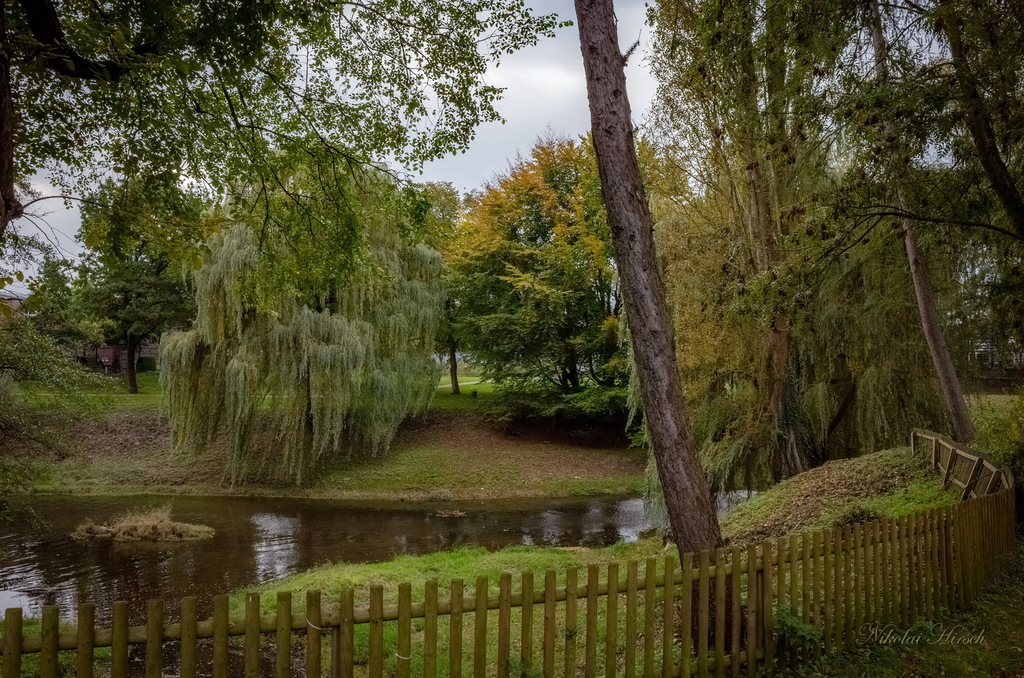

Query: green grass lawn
[428,380,497,411]
[437,365,482,387]
[18,370,164,411]
[24,370,495,413]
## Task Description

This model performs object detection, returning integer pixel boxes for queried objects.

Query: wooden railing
[912,428,1014,500]
[1,440,1017,677]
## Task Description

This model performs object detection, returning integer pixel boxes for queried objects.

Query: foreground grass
[786,540,1024,678]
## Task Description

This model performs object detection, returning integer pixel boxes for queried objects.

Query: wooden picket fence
[1,441,1017,678]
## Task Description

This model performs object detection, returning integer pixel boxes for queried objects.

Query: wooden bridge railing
[911,428,1014,500]
[1,435,1017,678]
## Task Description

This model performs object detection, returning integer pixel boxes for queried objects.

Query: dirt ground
[34,408,645,499]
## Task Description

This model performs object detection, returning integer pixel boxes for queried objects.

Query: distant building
[81,342,161,373]
[0,289,25,312]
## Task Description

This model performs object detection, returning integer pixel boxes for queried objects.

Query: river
[0,494,656,620]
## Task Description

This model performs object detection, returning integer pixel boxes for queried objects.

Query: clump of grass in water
[71,506,214,542]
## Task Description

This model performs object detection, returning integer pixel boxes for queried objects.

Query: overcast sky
[16,0,657,281]
[421,0,658,192]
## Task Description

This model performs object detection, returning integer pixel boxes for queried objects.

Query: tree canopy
[75,177,208,391]
[0,0,562,237]
[450,135,627,417]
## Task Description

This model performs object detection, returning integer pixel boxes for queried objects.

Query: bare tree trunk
[575,0,721,555]
[765,315,806,477]
[867,0,975,443]
[0,2,23,237]
[901,222,975,442]
[125,333,139,394]
[448,335,460,395]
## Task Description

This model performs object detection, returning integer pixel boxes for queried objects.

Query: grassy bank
[721,447,959,545]
[26,374,642,500]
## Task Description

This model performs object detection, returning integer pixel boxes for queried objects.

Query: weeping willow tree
[648,0,861,482]
[646,0,950,495]
[161,165,442,485]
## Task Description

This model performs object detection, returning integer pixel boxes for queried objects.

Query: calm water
[0,494,655,620]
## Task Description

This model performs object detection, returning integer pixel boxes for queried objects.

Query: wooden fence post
[277,592,293,678]
[715,548,726,678]
[942,444,954,488]
[545,569,557,678]
[961,457,985,501]
[396,585,411,678]
[566,567,579,678]
[497,574,511,678]
[643,560,655,678]
[523,571,535,674]
[77,602,95,678]
[762,541,774,670]
[424,581,438,678]
[586,566,598,678]
[450,579,464,678]
[606,563,619,678]
[730,546,742,678]
[3,607,23,678]
[212,595,229,678]
[823,528,833,653]
[40,605,58,678]
[687,551,699,678]
[745,544,757,678]
[661,558,674,678]
[245,593,261,678]
[369,585,384,678]
[338,587,355,678]
[625,561,638,678]
[813,531,824,660]
[474,577,487,678]
[112,600,130,678]
[181,597,198,678]
[306,590,321,678]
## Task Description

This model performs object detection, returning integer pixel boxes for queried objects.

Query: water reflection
[0,495,655,621]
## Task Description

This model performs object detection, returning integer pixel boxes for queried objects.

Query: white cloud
[421,0,657,191]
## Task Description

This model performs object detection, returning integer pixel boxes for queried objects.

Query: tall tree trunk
[867,0,975,443]
[448,335,460,395]
[736,14,805,479]
[0,2,23,237]
[942,10,1024,240]
[901,221,975,441]
[766,315,806,477]
[125,333,139,394]
[575,0,721,555]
